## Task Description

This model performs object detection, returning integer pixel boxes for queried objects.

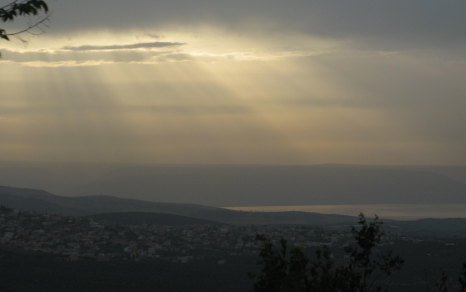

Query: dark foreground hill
[0,248,256,292]
[2,237,466,292]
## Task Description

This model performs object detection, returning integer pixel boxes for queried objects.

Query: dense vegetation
[0,250,255,292]
[1,212,466,291]
[250,214,466,292]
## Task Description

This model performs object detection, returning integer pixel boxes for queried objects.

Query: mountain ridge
[2,185,466,234]
[0,185,357,225]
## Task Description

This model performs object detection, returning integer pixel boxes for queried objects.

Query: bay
[223,204,466,220]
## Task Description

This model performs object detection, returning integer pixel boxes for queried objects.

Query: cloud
[61,41,185,51]
[1,1,465,165]
[0,41,192,66]
[1,42,321,67]
[46,0,466,51]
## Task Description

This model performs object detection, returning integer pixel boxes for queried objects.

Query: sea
[223,204,466,221]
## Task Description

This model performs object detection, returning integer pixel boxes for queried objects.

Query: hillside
[83,212,225,226]
[0,185,358,225]
[2,185,466,232]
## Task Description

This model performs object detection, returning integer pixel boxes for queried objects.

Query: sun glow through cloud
[1,0,466,165]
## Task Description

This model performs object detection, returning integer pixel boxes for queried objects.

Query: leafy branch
[0,0,50,42]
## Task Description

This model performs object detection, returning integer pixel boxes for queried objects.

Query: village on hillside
[0,205,406,263]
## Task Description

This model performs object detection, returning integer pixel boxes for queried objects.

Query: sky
[1,0,465,165]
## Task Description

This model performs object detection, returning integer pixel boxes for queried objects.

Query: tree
[436,263,466,292]
[0,0,49,47]
[249,213,404,292]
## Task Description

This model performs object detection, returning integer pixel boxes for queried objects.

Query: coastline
[222,204,466,221]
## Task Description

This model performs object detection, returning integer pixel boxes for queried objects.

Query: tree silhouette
[436,263,466,292]
[0,0,49,54]
[250,213,404,292]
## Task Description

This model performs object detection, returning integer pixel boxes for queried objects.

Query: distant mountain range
[1,163,466,207]
[2,185,466,235]
[0,185,356,225]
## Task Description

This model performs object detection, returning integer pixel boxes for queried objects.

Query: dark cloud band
[62,42,185,51]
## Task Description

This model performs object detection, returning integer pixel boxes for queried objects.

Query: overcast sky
[1,0,465,165]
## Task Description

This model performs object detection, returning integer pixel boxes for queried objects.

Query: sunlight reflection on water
[223,204,466,220]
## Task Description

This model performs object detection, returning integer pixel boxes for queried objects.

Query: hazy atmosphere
[3,3,466,290]
[1,1,465,165]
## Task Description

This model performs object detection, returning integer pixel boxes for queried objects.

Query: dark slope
[84,212,225,226]
[387,218,466,236]
[0,249,255,292]
[3,184,466,230]
[0,185,58,199]
[0,185,359,225]
[0,193,87,215]
[42,195,243,221]
[0,185,238,219]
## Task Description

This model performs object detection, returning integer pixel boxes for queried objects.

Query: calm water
[223,204,466,220]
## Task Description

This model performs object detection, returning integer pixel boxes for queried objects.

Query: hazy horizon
[1,162,466,208]
[2,1,466,215]
[2,2,466,284]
